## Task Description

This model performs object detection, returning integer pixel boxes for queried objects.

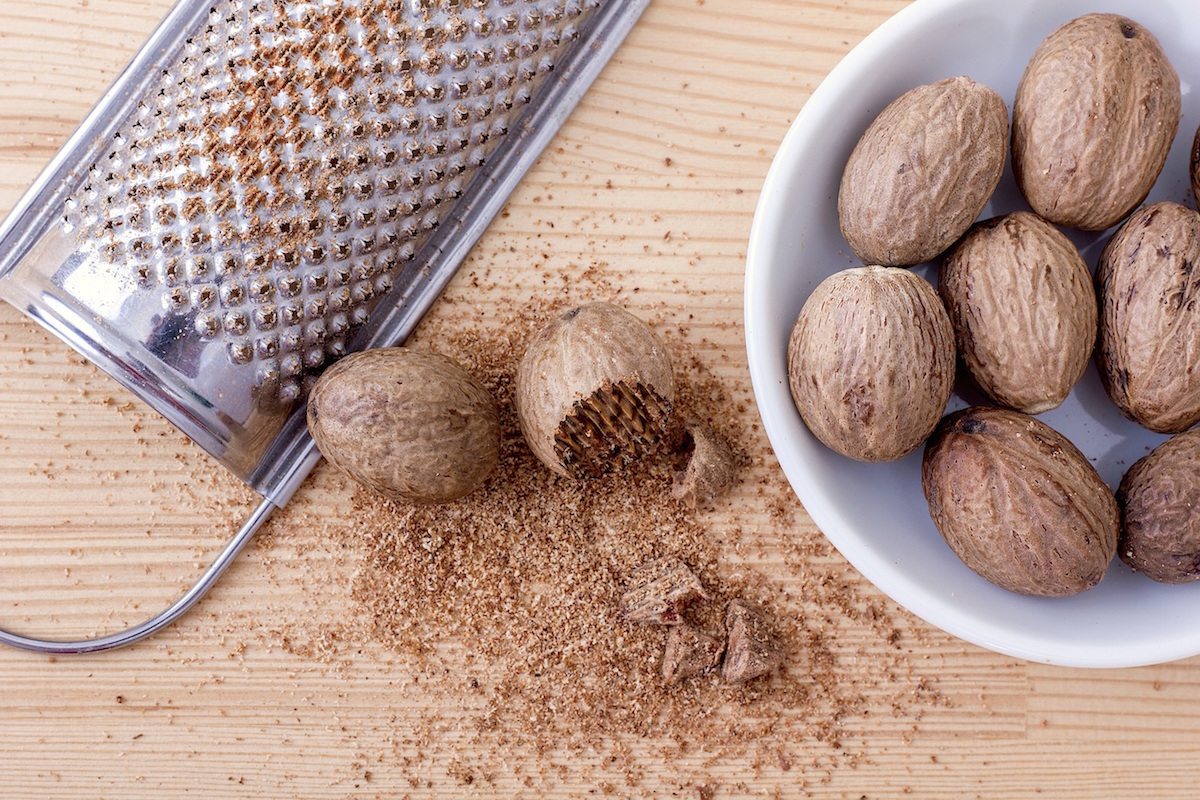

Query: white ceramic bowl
[745,0,1200,668]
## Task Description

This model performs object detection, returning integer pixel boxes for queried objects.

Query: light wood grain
[2,0,1200,797]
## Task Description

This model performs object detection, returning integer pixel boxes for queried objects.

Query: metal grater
[0,0,649,652]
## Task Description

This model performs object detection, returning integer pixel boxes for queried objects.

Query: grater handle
[0,495,277,655]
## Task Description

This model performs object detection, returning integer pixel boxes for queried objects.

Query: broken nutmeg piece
[671,421,740,510]
[661,622,725,685]
[619,557,708,626]
[721,599,783,684]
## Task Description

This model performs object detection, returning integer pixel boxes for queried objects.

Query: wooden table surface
[2,0,1200,797]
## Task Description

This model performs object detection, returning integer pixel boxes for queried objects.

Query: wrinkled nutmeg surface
[516,302,674,478]
[788,267,955,462]
[307,348,500,505]
[1192,122,1200,207]
[940,211,1096,414]
[922,407,1119,597]
[1096,201,1200,433]
[1012,13,1180,231]
[1118,429,1200,584]
[838,76,1008,267]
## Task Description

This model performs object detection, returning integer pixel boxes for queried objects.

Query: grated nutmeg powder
[250,281,945,794]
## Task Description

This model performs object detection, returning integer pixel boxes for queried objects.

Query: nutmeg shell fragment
[721,599,782,684]
[619,557,708,626]
[661,623,725,686]
[670,421,740,509]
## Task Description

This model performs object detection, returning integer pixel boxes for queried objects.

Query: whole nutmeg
[516,302,674,478]
[1118,429,1200,583]
[1096,201,1200,433]
[787,266,955,462]
[922,407,1119,597]
[307,348,500,504]
[939,211,1096,414]
[1012,13,1180,231]
[838,76,1008,266]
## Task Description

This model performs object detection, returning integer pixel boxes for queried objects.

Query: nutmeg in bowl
[745,0,1200,667]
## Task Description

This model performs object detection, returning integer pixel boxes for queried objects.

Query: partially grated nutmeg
[516,302,676,478]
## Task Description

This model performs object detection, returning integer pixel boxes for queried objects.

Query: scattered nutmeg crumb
[620,557,708,625]
[661,622,724,685]
[722,598,784,684]
[671,421,740,509]
[251,301,945,790]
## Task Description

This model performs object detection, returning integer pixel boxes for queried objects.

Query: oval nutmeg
[307,347,501,505]
[922,406,1119,597]
[515,302,675,479]
[940,211,1096,414]
[787,266,955,462]
[1118,428,1200,583]
[837,76,1008,267]
[1012,13,1181,231]
[1096,201,1200,433]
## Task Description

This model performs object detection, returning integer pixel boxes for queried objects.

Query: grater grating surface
[0,0,649,496]
[67,0,593,409]
[0,0,647,651]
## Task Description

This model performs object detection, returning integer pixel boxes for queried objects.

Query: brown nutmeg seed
[788,266,955,462]
[939,211,1096,415]
[516,302,674,478]
[1192,122,1200,207]
[922,406,1119,597]
[1118,428,1200,583]
[1096,202,1200,433]
[1012,13,1180,231]
[307,347,501,505]
[838,76,1008,267]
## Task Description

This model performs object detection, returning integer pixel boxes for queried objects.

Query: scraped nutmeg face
[554,378,672,478]
[516,302,676,478]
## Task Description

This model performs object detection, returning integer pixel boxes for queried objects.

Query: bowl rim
[743,0,1200,669]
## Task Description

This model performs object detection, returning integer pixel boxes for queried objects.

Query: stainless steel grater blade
[0,0,649,653]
